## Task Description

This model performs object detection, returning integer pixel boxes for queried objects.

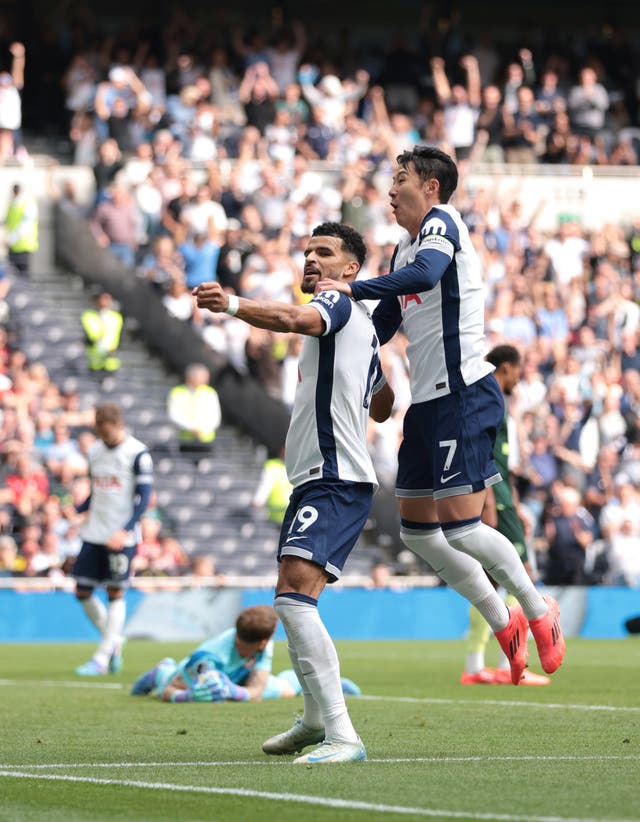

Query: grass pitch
[1,638,639,821]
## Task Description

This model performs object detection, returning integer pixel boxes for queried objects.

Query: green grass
[1,639,639,822]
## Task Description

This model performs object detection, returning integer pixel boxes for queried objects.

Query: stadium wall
[1,586,638,642]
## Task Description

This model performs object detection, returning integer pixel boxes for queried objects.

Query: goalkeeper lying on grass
[130,604,360,702]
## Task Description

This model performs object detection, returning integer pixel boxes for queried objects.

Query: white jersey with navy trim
[82,434,153,547]
[387,204,493,403]
[285,290,380,489]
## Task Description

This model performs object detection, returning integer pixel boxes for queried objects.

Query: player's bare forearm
[193,282,323,335]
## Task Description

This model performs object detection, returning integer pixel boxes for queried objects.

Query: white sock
[400,522,509,629]
[445,521,547,620]
[81,594,108,636]
[286,640,323,729]
[275,595,358,743]
[95,598,126,668]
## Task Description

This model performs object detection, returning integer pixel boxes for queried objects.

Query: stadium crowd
[1,9,640,587]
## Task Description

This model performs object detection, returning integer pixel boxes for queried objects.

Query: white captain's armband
[419,233,454,258]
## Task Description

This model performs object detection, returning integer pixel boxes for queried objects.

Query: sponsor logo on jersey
[400,293,423,310]
[93,475,124,489]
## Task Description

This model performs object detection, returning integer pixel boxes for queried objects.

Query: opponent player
[130,604,361,702]
[316,147,565,684]
[460,345,549,686]
[72,403,153,675]
[194,222,393,763]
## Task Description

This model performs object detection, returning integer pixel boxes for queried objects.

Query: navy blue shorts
[397,374,503,500]
[72,541,137,588]
[278,480,374,582]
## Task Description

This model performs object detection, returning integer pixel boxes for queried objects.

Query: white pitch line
[0,679,123,690]
[0,769,636,822]
[359,695,640,713]
[3,754,640,769]
[1,681,637,713]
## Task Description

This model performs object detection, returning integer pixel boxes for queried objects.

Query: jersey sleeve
[133,450,154,486]
[372,295,402,344]
[309,290,353,335]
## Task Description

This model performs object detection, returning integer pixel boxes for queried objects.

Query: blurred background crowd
[0,2,639,588]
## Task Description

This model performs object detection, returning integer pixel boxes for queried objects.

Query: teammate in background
[72,403,153,675]
[316,147,565,685]
[195,222,394,764]
[460,345,550,686]
[131,605,361,702]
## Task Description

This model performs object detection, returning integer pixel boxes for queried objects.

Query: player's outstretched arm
[193,282,325,336]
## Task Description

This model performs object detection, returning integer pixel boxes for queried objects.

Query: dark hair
[485,344,521,369]
[396,146,458,203]
[311,222,367,267]
[236,605,278,643]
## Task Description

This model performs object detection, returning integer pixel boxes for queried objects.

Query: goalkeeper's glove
[208,671,250,702]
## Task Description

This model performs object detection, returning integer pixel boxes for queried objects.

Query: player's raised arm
[193,281,325,336]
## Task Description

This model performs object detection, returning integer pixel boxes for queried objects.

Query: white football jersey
[285,291,380,489]
[82,434,153,547]
[391,204,493,402]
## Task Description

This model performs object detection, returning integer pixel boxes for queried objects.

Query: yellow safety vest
[263,459,292,523]
[6,197,38,253]
[81,309,123,371]
[169,384,218,443]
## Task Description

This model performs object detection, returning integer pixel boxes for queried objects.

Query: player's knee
[106,587,124,601]
[400,521,451,571]
[75,586,93,601]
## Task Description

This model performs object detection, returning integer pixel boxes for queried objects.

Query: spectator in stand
[167,363,221,455]
[238,61,279,135]
[265,22,307,95]
[92,139,124,204]
[567,66,609,139]
[43,420,80,480]
[93,66,151,145]
[162,274,194,322]
[139,235,185,294]
[175,225,222,290]
[501,85,547,164]
[0,41,25,162]
[0,453,49,522]
[430,55,481,165]
[473,84,505,164]
[90,183,140,268]
[299,66,369,160]
[544,484,596,585]
[535,68,567,128]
